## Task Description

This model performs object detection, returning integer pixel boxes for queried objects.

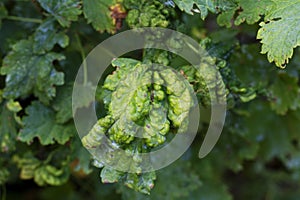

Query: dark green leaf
[37,0,82,27]
[269,72,300,114]
[0,101,20,152]
[240,100,294,160]
[189,180,232,200]
[0,39,65,104]
[33,18,69,53]
[217,0,274,27]
[19,101,74,145]
[83,0,117,33]
[52,83,73,124]
[173,0,236,19]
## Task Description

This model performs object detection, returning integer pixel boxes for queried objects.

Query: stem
[1,184,6,200]
[5,16,42,23]
[75,33,88,85]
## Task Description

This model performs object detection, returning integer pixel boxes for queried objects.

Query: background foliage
[0,0,300,199]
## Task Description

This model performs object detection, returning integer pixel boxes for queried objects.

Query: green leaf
[257,0,300,67]
[83,0,118,33]
[0,101,20,152]
[33,18,69,53]
[217,9,235,28]
[269,72,300,115]
[217,0,274,27]
[37,0,82,27]
[19,101,74,145]
[173,0,194,15]
[235,0,274,25]
[0,39,65,104]
[52,83,73,124]
[173,0,236,19]
[215,0,300,67]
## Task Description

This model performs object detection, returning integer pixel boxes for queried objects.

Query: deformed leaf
[13,152,41,180]
[34,164,70,186]
[101,167,124,183]
[0,39,65,104]
[101,166,156,195]
[82,58,195,149]
[82,58,196,193]
[124,172,156,195]
[124,0,170,28]
[19,101,74,145]
[14,152,70,186]
[6,99,22,113]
